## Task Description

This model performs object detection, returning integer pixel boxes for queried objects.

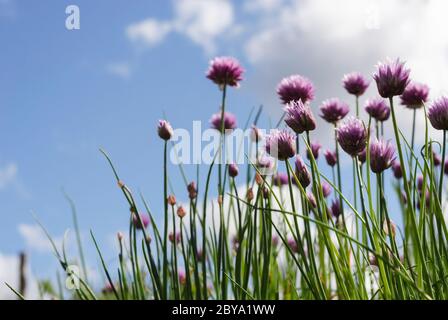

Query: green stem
[439,130,446,199]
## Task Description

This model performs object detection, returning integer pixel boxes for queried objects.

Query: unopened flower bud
[177,206,186,219]
[246,188,254,202]
[383,219,396,238]
[167,195,176,206]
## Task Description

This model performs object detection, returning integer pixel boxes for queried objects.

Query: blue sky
[1,0,448,297]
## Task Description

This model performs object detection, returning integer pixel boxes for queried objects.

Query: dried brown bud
[255,173,263,185]
[246,188,254,202]
[117,232,124,242]
[117,180,125,188]
[187,182,197,199]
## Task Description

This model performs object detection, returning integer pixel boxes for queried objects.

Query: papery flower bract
[336,117,367,157]
[319,98,350,124]
[306,141,322,160]
[428,96,448,130]
[132,213,150,230]
[373,58,411,98]
[265,129,296,160]
[391,161,402,179]
[229,163,239,178]
[284,100,317,134]
[277,75,315,105]
[324,149,337,167]
[400,82,429,109]
[210,111,237,132]
[369,139,395,173]
[157,120,173,141]
[273,172,289,186]
[206,56,243,88]
[342,72,369,96]
[364,98,390,122]
[294,155,311,188]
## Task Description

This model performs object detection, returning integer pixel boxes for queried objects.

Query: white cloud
[0,163,17,189]
[126,0,235,53]
[126,19,172,47]
[0,253,39,299]
[106,62,132,79]
[18,224,63,254]
[243,0,448,145]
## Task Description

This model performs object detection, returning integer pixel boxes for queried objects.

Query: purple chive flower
[294,155,311,188]
[287,238,298,253]
[342,72,369,96]
[373,58,411,98]
[210,111,237,133]
[417,175,424,191]
[307,192,317,208]
[306,141,322,160]
[229,163,239,178]
[428,96,448,131]
[319,181,332,198]
[272,235,279,247]
[391,161,402,179]
[157,120,174,141]
[265,129,296,160]
[433,151,441,167]
[324,149,337,167]
[169,231,181,244]
[319,98,350,124]
[273,172,289,186]
[257,156,274,170]
[369,139,395,174]
[277,75,315,105]
[132,213,150,230]
[400,82,429,109]
[330,199,341,219]
[336,117,367,157]
[178,270,186,285]
[364,98,390,122]
[445,159,448,175]
[284,100,317,134]
[358,148,367,164]
[206,56,243,88]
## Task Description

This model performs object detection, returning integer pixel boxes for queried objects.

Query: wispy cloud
[106,62,132,79]
[18,224,64,254]
[0,163,18,190]
[126,0,235,54]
